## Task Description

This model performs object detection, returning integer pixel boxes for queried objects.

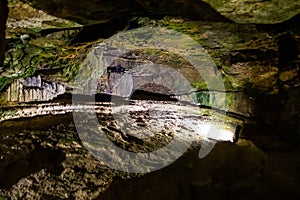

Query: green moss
[221,72,243,90]
[225,92,239,109]
[203,0,300,24]
[192,81,208,90]
[0,40,94,92]
[195,92,210,106]
[192,71,243,92]
[162,20,202,43]
[0,44,40,91]
[0,77,13,92]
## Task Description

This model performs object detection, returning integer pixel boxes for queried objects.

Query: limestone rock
[203,0,300,24]
[20,0,300,24]
[3,76,66,102]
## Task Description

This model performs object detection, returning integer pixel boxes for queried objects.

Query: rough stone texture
[3,76,66,102]
[5,0,81,48]
[0,0,8,68]
[99,140,300,200]
[21,0,300,24]
[1,112,300,199]
[0,96,297,198]
[203,0,300,24]
[132,0,228,21]
[0,3,299,199]
[1,15,298,119]
[20,0,228,24]
[0,114,122,199]
[19,0,145,24]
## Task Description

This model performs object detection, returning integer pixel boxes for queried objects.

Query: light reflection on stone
[3,75,65,102]
[0,100,235,143]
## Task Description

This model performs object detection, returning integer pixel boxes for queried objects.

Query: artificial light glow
[201,124,235,142]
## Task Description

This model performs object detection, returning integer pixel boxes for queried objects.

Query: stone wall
[3,76,65,102]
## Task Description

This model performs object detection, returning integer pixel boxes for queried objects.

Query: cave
[0,0,299,199]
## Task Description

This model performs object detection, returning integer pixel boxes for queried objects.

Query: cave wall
[1,0,299,146]
[0,0,8,67]
[20,0,300,24]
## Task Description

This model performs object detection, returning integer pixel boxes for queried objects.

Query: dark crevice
[228,49,278,65]
[71,90,178,103]
[256,14,300,33]
[70,16,134,44]
[130,90,177,101]
[277,33,299,70]
[132,0,231,22]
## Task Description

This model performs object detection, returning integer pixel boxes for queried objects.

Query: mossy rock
[203,0,300,24]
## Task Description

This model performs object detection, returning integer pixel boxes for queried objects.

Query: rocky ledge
[21,0,300,24]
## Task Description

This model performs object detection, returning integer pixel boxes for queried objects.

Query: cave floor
[0,113,299,199]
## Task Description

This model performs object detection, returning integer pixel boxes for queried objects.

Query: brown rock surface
[0,0,8,67]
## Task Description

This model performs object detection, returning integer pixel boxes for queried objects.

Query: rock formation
[3,76,65,102]
[20,0,300,24]
[20,0,228,24]
[203,0,300,24]
[0,1,299,198]
[0,0,8,67]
